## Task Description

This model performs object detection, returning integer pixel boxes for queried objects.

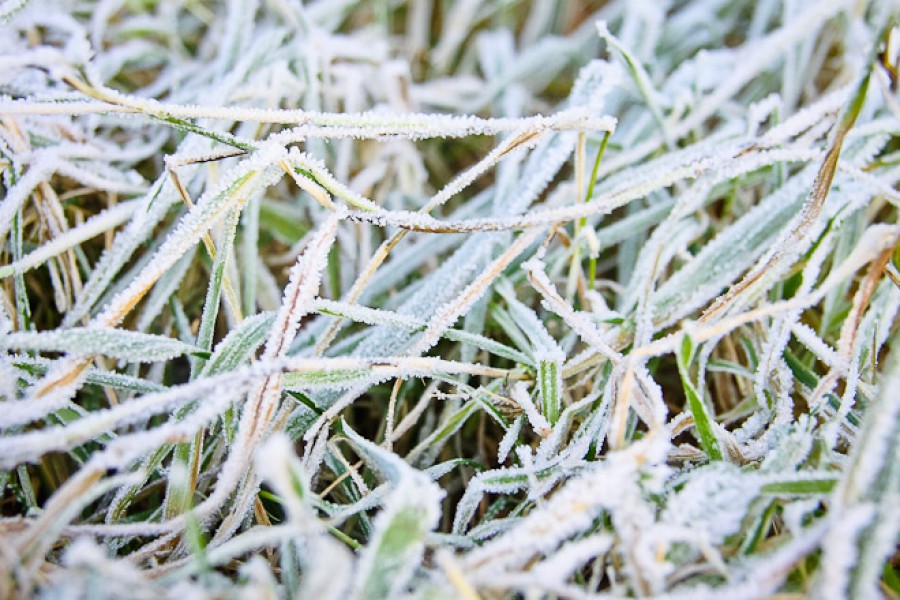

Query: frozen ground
[0,1,898,598]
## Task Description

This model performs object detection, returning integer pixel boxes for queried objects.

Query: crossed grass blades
[0,1,899,598]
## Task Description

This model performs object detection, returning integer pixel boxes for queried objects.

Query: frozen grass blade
[1,3,897,598]
[343,421,443,600]
[0,328,203,363]
[676,335,724,461]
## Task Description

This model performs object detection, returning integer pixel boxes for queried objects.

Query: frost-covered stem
[211,211,341,542]
[345,146,823,233]
[313,115,582,355]
[525,258,621,363]
[701,48,872,323]
[0,199,140,279]
[384,378,403,452]
[408,228,544,356]
[631,224,900,360]
[0,94,615,138]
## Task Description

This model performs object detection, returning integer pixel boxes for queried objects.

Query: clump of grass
[1,1,898,598]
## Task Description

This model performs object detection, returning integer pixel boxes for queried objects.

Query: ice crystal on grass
[1,1,898,598]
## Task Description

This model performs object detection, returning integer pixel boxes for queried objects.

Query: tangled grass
[1,0,899,598]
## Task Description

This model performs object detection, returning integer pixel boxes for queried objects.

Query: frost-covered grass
[1,0,899,598]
